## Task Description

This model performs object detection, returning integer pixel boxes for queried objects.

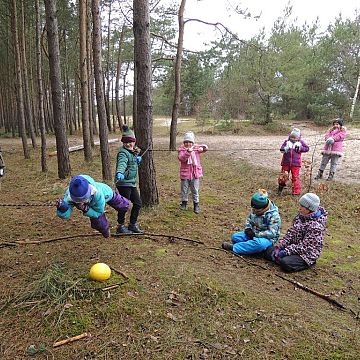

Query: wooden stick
[275,273,347,310]
[53,332,90,348]
[110,266,129,280]
[144,232,204,245]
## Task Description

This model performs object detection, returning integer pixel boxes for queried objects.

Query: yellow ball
[89,263,111,281]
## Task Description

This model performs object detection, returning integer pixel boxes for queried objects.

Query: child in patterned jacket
[222,189,281,254]
[264,193,328,272]
[277,128,309,196]
[178,131,208,214]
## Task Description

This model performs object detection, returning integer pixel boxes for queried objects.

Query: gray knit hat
[183,131,195,143]
[299,193,320,212]
[290,128,301,139]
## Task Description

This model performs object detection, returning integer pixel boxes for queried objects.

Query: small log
[53,332,90,348]
[48,139,119,157]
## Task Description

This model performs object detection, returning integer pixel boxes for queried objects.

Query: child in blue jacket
[56,175,129,238]
[222,189,281,254]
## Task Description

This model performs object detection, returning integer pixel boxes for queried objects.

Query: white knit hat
[299,193,320,212]
[290,128,301,139]
[183,131,195,143]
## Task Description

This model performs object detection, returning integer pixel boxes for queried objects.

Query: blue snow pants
[231,231,272,255]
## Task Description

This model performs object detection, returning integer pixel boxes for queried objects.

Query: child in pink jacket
[314,118,347,181]
[178,131,208,214]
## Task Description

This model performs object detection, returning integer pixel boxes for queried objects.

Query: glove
[56,199,69,213]
[187,146,193,152]
[0,168,4,177]
[116,172,125,181]
[197,147,203,153]
[326,137,334,145]
[294,145,301,153]
[136,155,142,165]
[283,145,289,153]
[278,249,287,258]
[244,228,255,240]
[271,247,280,262]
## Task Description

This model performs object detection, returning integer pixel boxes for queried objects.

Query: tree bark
[169,0,186,150]
[20,0,37,148]
[79,0,92,161]
[115,25,125,129]
[92,0,111,180]
[44,0,71,179]
[105,0,112,132]
[35,0,47,172]
[133,0,159,206]
[11,0,30,159]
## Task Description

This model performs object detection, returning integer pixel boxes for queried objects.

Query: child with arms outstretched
[56,175,129,238]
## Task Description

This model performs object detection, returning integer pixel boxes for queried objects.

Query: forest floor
[0,120,359,359]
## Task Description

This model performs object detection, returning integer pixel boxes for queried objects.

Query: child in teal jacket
[222,189,281,254]
[114,125,143,234]
[56,175,129,238]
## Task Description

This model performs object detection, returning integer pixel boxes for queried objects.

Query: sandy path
[159,126,360,185]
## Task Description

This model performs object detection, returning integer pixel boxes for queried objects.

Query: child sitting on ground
[277,128,309,195]
[222,189,281,254]
[178,131,208,214]
[56,175,129,238]
[264,193,328,272]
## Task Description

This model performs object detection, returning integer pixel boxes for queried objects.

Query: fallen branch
[110,266,129,280]
[275,273,347,310]
[142,232,204,245]
[48,139,119,157]
[53,332,90,348]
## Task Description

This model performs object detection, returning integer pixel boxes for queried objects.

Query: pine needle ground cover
[0,128,359,359]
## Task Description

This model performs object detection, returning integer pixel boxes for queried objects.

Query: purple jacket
[321,127,347,156]
[279,207,328,266]
[280,138,309,167]
[178,144,208,180]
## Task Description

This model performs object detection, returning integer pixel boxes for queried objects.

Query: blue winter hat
[69,176,91,202]
[251,189,269,209]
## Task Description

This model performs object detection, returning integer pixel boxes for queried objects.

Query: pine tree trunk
[115,26,125,129]
[44,0,71,179]
[133,0,159,206]
[20,0,37,148]
[11,0,30,159]
[35,0,47,172]
[79,0,92,161]
[92,0,111,180]
[170,0,186,150]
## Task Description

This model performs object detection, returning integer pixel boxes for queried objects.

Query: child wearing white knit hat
[264,193,328,272]
[178,131,208,214]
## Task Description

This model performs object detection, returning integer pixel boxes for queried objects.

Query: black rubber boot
[116,224,132,234]
[276,185,285,196]
[193,202,200,214]
[222,242,233,251]
[180,201,187,210]
[128,223,144,234]
[326,172,334,181]
[314,170,323,180]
